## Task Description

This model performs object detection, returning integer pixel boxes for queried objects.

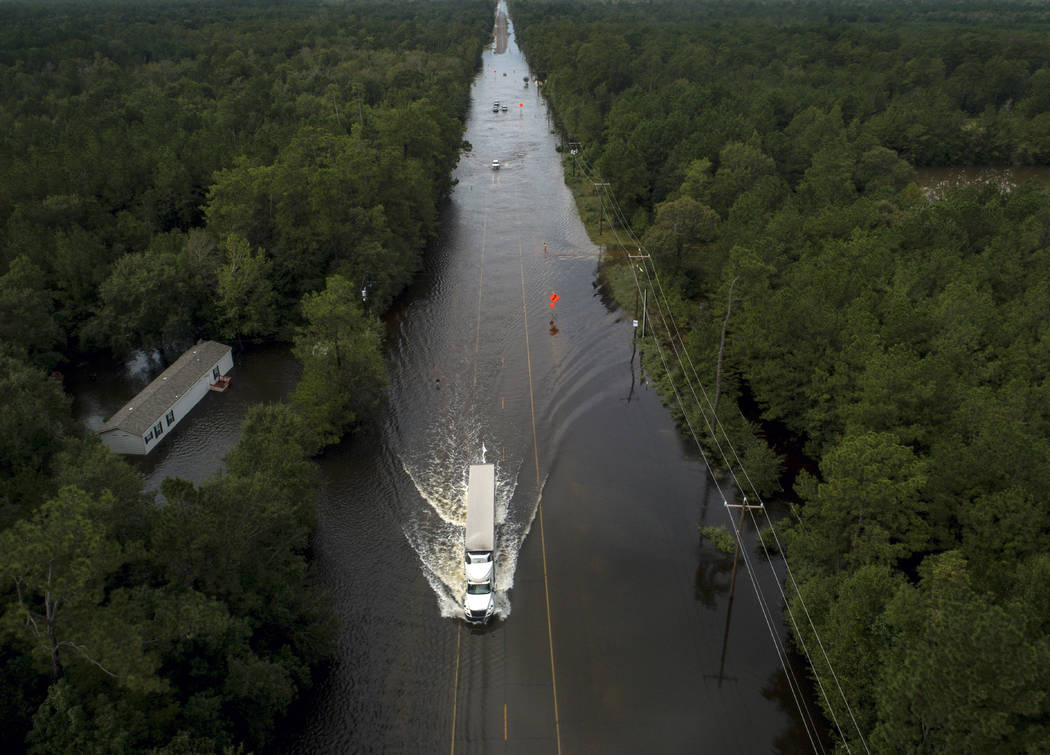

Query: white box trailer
[464,463,495,623]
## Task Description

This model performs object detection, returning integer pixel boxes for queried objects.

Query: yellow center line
[450,622,461,755]
[519,237,562,755]
[473,200,488,389]
[453,188,489,755]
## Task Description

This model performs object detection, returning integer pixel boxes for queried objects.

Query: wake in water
[389,368,542,620]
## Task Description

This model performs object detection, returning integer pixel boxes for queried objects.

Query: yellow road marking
[519,238,562,755]
[454,176,488,755]
[504,703,508,740]
[473,203,487,389]
[450,623,462,755]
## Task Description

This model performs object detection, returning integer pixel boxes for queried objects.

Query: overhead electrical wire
[569,152,826,751]
[594,156,865,755]
[598,180,866,754]
[569,149,871,754]
[595,173,871,755]
[623,256,826,755]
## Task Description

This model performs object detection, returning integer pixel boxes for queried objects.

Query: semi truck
[464,463,495,624]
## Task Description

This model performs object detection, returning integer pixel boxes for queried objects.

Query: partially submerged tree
[292,275,386,452]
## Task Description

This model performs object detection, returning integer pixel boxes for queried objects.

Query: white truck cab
[464,578,493,620]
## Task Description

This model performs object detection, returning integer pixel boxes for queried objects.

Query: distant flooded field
[916,165,1050,200]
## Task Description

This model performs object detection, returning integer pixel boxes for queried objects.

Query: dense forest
[0,0,491,751]
[513,0,1050,751]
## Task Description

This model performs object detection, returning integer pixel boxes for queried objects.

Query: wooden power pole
[724,497,764,603]
[593,182,609,233]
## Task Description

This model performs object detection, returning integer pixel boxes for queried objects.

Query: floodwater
[70,4,823,751]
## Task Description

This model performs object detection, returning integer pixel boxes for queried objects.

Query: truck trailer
[464,463,496,623]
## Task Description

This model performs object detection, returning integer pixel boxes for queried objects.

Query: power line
[572,150,870,754]
[622,256,825,754]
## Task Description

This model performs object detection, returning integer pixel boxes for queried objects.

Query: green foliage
[872,552,1050,752]
[0,1,493,749]
[84,244,196,357]
[0,486,129,682]
[215,234,278,342]
[0,0,491,357]
[700,525,737,555]
[642,196,719,277]
[517,1,1050,749]
[0,355,74,525]
[0,257,65,370]
[52,435,150,546]
[292,275,387,452]
[795,432,930,572]
[0,402,332,752]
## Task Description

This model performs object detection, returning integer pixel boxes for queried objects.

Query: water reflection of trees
[694,537,733,609]
[761,652,832,754]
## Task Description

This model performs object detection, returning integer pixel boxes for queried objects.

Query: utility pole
[632,280,639,332]
[627,253,651,339]
[593,182,609,233]
[631,282,647,339]
[707,495,761,689]
[724,497,764,603]
[641,287,647,339]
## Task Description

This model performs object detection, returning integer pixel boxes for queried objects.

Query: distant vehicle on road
[501,104,508,112]
[491,159,500,170]
[492,101,499,112]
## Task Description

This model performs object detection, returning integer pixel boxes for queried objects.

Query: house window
[212,365,220,380]
[145,430,153,443]
[166,409,175,426]
[154,421,164,437]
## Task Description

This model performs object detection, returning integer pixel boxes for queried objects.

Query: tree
[642,196,719,275]
[222,403,314,488]
[794,432,929,573]
[51,436,150,546]
[0,257,65,370]
[85,247,196,357]
[789,565,902,742]
[679,157,714,204]
[872,552,1050,752]
[0,355,73,525]
[291,275,386,452]
[710,141,776,217]
[0,487,126,682]
[215,234,277,342]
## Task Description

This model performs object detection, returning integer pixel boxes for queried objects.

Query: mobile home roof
[99,341,230,436]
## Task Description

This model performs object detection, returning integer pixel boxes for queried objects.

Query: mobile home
[98,341,233,455]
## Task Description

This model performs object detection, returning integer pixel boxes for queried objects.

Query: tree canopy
[0,0,492,749]
[515,0,1050,749]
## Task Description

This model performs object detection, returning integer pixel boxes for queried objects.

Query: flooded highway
[71,4,817,751]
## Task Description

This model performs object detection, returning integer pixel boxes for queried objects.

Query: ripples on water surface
[70,5,818,749]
